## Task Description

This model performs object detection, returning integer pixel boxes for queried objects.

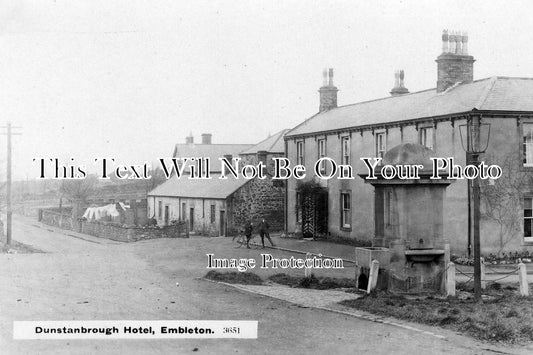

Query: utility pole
[6,123,11,245]
[1,123,22,246]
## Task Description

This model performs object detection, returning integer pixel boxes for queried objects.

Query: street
[0,216,531,355]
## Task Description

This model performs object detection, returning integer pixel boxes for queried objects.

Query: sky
[0,0,533,180]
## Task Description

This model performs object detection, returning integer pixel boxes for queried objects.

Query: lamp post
[459,115,491,301]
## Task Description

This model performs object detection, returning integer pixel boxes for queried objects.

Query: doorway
[189,208,194,231]
[164,205,169,226]
[219,210,226,237]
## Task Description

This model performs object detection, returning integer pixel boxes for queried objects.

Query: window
[341,136,350,165]
[525,198,533,242]
[210,205,216,223]
[296,192,302,223]
[158,201,162,219]
[420,127,434,150]
[181,202,186,220]
[523,123,533,167]
[340,191,351,229]
[296,141,304,165]
[317,139,326,173]
[375,132,386,158]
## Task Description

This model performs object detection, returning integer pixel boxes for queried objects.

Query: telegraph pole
[6,123,11,245]
[1,123,22,246]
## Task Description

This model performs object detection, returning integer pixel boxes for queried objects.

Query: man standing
[259,218,275,248]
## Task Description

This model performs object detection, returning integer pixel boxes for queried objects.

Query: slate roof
[148,174,249,199]
[172,143,253,172]
[240,129,290,155]
[286,77,533,137]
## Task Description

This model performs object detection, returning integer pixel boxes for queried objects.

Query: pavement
[1,216,532,354]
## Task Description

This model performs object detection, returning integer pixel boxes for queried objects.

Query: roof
[147,174,250,199]
[286,77,533,137]
[240,129,290,155]
[172,143,253,172]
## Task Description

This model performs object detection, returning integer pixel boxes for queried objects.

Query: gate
[301,188,328,238]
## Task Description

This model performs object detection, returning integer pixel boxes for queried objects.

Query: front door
[164,205,169,226]
[219,210,226,237]
[189,208,194,231]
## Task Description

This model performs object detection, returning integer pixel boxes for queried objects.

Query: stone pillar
[480,257,486,290]
[367,260,380,294]
[446,262,456,297]
[518,262,529,297]
[304,252,312,278]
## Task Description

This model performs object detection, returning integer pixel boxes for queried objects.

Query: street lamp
[459,116,491,301]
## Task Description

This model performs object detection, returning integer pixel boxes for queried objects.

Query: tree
[59,174,99,202]
[59,175,99,218]
[480,153,533,252]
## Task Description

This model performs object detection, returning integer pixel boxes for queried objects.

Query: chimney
[436,29,475,92]
[318,68,338,112]
[185,132,194,145]
[201,133,212,145]
[390,70,409,96]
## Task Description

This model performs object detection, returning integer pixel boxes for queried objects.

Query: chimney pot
[390,70,409,96]
[185,132,194,145]
[436,29,475,92]
[201,133,212,145]
[318,68,338,112]
[442,29,449,53]
[461,31,469,55]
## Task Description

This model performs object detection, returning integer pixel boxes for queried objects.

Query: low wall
[39,208,188,242]
[80,220,188,242]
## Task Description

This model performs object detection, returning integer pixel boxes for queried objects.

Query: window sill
[523,238,533,245]
[340,226,352,232]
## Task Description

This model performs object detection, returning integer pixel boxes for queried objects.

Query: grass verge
[0,241,44,254]
[204,270,263,285]
[204,271,355,290]
[268,273,356,290]
[339,286,533,344]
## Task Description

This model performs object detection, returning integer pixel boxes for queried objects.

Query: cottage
[284,30,533,255]
[147,132,285,236]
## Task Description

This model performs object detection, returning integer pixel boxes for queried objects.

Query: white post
[446,262,456,297]
[480,257,486,290]
[367,260,380,294]
[518,262,529,297]
[305,253,312,278]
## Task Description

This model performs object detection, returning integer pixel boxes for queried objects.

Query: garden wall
[39,208,188,242]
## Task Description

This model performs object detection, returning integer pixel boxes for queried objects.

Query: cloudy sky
[0,0,532,179]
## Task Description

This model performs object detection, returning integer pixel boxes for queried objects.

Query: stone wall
[39,208,188,242]
[80,220,188,242]
[229,177,284,232]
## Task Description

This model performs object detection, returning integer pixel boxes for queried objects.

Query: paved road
[0,217,531,355]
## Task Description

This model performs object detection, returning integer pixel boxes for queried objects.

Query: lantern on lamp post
[459,116,491,301]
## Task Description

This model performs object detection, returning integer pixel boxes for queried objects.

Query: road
[0,216,531,355]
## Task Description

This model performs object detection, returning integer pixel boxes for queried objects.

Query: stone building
[284,30,533,255]
[147,133,285,236]
[239,129,289,173]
